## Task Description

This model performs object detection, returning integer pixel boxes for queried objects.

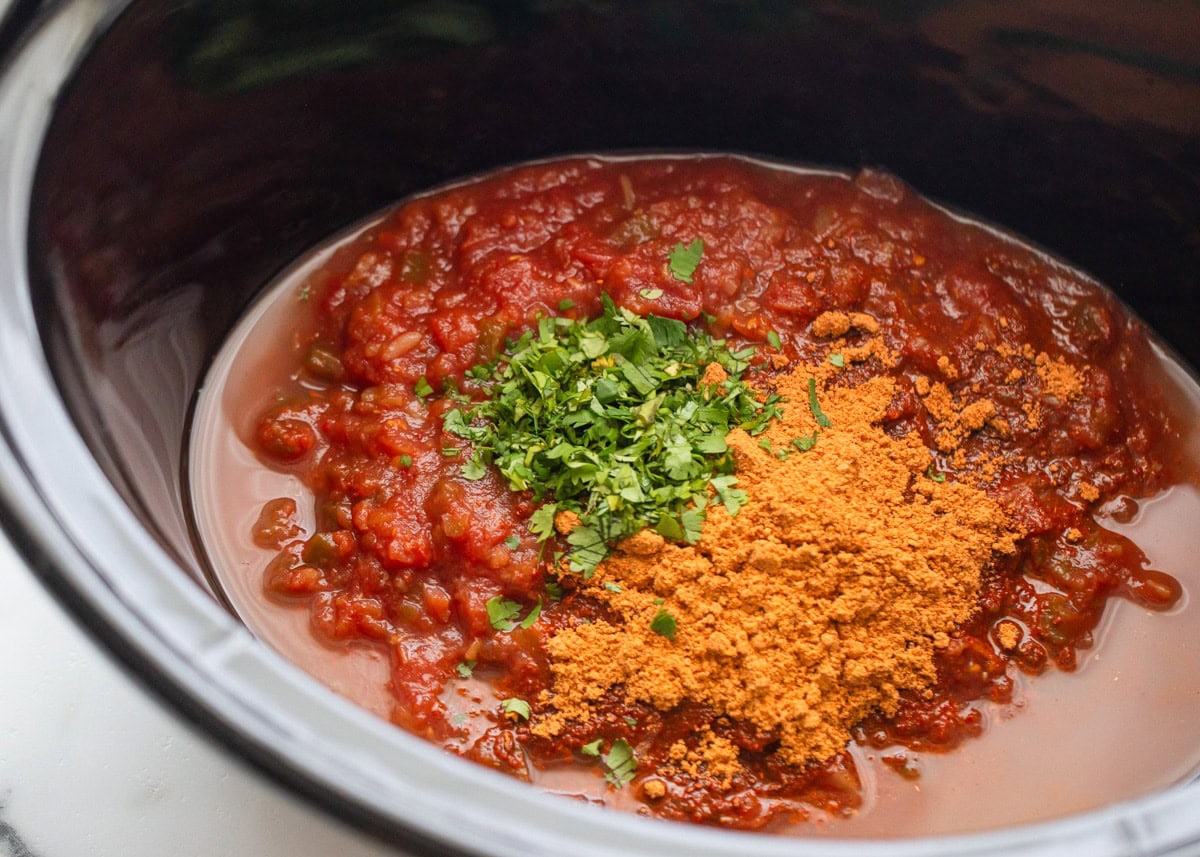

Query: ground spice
[810,310,894,368]
[810,310,880,338]
[533,356,1019,779]
[993,618,1023,651]
[1034,352,1084,402]
[919,379,1000,454]
[902,335,1089,498]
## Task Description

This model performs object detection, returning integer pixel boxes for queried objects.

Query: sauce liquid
[189,158,1200,836]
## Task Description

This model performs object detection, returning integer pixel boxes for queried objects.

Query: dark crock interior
[28,0,1200,595]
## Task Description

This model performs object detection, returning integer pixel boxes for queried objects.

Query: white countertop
[0,528,401,857]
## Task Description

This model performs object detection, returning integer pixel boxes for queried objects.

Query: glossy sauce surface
[190,155,1200,834]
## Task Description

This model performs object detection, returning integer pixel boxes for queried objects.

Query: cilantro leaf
[617,356,657,396]
[414,376,434,398]
[461,456,488,480]
[767,330,782,350]
[668,238,704,284]
[829,353,845,368]
[455,660,476,678]
[710,474,748,516]
[529,504,558,542]
[807,376,833,428]
[650,607,678,640]
[602,738,638,787]
[485,596,522,631]
[567,526,608,577]
[791,432,818,452]
[680,506,705,543]
[518,596,543,629]
[655,515,683,541]
[663,433,696,480]
[500,698,531,720]
[504,534,520,550]
[647,315,687,348]
[581,739,603,757]
[486,595,542,632]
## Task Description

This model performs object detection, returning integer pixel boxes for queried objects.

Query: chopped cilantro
[807,377,832,428]
[545,580,564,601]
[829,353,846,368]
[602,738,637,787]
[624,716,638,728]
[504,534,520,550]
[791,432,818,452]
[558,298,575,311]
[746,393,784,436]
[668,238,704,284]
[518,596,543,629]
[603,581,623,593]
[441,447,461,457]
[455,660,476,678]
[396,454,413,469]
[442,297,780,575]
[566,525,607,573]
[528,504,558,541]
[709,474,747,516]
[755,434,788,460]
[461,455,487,480]
[485,595,522,631]
[650,607,678,640]
[486,596,521,629]
[767,330,782,350]
[500,698,531,720]
[639,288,664,300]
[926,465,947,483]
[581,739,603,757]
[414,376,434,398]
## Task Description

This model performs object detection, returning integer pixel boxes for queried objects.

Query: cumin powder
[533,366,1019,778]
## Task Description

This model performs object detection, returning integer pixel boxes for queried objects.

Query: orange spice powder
[533,365,1020,780]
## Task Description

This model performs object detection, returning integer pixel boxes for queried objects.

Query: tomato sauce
[190,155,1200,832]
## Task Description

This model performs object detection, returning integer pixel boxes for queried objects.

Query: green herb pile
[443,296,782,575]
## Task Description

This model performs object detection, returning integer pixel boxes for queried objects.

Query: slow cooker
[0,1,1197,854]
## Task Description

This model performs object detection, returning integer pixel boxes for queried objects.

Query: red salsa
[249,156,1186,829]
